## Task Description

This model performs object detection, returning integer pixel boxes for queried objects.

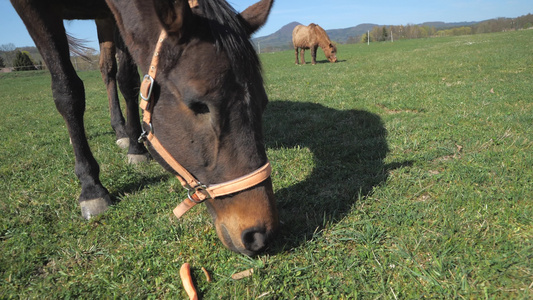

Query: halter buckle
[187,184,210,203]
[138,131,147,143]
[137,123,153,143]
[140,74,154,101]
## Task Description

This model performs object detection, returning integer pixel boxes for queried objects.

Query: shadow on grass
[109,174,170,205]
[297,59,347,65]
[314,59,347,64]
[264,100,411,253]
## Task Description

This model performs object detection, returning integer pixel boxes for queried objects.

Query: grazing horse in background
[293,23,337,65]
[10,0,278,256]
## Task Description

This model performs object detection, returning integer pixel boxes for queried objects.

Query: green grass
[1,30,532,298]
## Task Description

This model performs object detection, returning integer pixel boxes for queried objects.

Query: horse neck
[314,27,332,49]
[318,39,331,50]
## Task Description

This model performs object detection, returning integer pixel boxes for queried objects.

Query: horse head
[106,0,278,256]
[325,43,338,63]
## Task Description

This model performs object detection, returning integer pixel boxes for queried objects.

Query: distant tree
[398,25,406,39]
[360,32,371,43]
[1,43,17,68]
[0,56,5,68]
[518,13,533,29]
[13,51,37,71]
[382,26,388,41]
[370,26,381,42]
[426,26,437,37]
[419,26,428,38]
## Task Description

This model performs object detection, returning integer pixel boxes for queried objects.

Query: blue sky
[1,0,531,51]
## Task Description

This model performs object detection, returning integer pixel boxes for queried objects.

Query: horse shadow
[264,101,410,252]
[315,59,347,64]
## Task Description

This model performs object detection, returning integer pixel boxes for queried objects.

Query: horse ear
[156,0,193,36]
[238,0,274,36]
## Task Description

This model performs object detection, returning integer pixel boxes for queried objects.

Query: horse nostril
[242,227,268,254]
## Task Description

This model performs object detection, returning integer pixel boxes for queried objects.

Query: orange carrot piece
[180,263,198,300]
[201,267,212,282]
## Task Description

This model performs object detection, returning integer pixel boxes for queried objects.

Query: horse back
[292,24,316,49]
[11,0,111,20]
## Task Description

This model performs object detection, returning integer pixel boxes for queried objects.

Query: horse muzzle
[208,181,279,256]
[218,224,276,256]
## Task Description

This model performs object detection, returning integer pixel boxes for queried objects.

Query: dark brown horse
[293,23,337,65]
[10,0,278,256]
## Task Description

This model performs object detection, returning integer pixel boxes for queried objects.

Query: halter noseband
[138,30,272,218]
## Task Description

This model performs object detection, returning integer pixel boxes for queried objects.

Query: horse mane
[197,0,262,85]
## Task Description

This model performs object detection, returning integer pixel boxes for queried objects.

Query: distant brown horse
[10,0,278,256]
[293,23,337,65]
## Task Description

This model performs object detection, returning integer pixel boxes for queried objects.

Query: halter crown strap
[139,30,272,219]
[140,30,167,115]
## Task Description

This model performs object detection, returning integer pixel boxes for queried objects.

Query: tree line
[354,13,533,43]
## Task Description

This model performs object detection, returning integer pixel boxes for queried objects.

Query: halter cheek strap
[139,30,272,218]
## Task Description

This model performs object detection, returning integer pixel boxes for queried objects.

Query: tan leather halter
[138,30,272,218]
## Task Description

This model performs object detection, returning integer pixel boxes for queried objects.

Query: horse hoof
[116,138,130,149]
[80,195,112,220]
[127,153,150,164]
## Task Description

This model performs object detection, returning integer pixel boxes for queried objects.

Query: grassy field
[1,30,532,298]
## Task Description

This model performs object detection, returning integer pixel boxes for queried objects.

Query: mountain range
[252,21,479,52]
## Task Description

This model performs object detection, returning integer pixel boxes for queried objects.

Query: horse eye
[189,101,210,114]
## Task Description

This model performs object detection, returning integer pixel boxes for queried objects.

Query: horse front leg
[294,47,299,65]
[115,32,150,164]
[311,45,318,65]
[50,48,111,219]
[10,3,111,219]
[96,18,129,149]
